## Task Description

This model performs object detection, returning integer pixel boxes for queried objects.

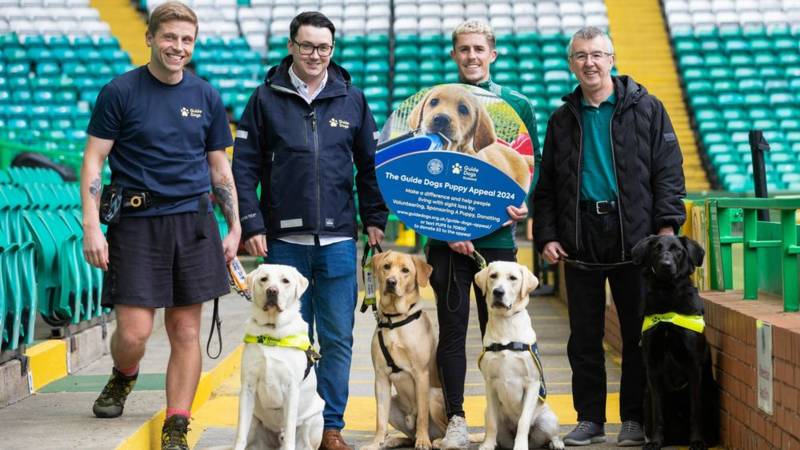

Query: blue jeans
[266,238,357,430]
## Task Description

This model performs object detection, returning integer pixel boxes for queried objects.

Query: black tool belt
[122,190,202,211]
[100,185,209,238]
[579,200,618,215]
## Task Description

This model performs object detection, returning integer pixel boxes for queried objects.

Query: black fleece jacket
[533,76,686,261]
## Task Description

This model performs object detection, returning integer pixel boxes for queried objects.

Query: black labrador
[632,235,719,450]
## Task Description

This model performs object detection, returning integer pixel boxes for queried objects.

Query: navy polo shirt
[88,66,233,216]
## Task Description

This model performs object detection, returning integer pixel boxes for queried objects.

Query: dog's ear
[412,255,433,287]
[407,90,432,131]
[371,250,389,272]
[632,235,657,266]
[520,265,539,299]
[472,99,497,151]
[245,264,265,291]
[290,267,309,298]
[474,266,491,295]
[680,236,705,268]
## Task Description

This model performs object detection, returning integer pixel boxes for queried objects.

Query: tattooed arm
[208,149,241,263]
[80,136,114,270]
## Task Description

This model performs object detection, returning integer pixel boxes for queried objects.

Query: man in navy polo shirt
[79,3,240,449]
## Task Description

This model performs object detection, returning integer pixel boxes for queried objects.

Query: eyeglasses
[570,51,613,62]
[292,39,334,56]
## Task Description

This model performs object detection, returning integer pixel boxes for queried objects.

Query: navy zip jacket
[233,57,388,241]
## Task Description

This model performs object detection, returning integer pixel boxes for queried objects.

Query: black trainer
[92,368,138,418]
[161,414,190,450]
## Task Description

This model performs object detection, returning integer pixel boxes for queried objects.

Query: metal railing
[708,197,800,312]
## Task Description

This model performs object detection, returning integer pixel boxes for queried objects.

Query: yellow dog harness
[243,333,320,379]
[641,312,705,334]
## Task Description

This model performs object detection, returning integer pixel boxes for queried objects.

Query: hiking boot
[617,420,645,446]
[161,414,190,450]
[440,415,469,450]
[320,429,352,450]
[92,367,138,418]
[563,421,606,446]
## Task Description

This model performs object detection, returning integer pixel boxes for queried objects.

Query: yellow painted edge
[115,345,244,450]
[24,340,68,391]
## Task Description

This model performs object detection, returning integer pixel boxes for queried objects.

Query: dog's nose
[431,114,450,130]
[265,286,279,306]
[492,287,505,298]
[385,277,397,290]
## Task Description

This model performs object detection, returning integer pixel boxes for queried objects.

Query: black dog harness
[376,304,422,374]
[478,341,547,401]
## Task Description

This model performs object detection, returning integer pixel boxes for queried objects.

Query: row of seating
[671,19,800,192]
[0,168,102,352]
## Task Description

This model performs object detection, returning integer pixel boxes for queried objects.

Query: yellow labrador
[233,264,324,450]
[361,251,447,450]
[474,262,564,450]
[407,84,533,189]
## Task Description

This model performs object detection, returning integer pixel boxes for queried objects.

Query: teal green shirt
[580,92,618,202]
[430,78,540,249]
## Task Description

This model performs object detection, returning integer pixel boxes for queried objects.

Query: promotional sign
[376,84,534,241]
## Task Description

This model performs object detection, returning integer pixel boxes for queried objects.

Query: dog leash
[206,297,222,359]
[359,243,383,314]
[562,257,632,272]
[205,257,254,359]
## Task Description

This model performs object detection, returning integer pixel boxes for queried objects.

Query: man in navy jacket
[232,11,387,450]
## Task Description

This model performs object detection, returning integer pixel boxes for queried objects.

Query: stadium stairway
[605,0,710,192]
[90,0,149,66]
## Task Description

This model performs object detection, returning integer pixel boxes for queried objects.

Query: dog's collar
[378,305,421,329]
[478,341,547,401]
[642,312,705,334]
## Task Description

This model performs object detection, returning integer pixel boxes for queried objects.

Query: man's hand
[657,227,675,236]
[542,241,568,264]
[366,226,384,247]
[83,226,109,271]
[221,228,241,263]
[448,240,474,256]
[502,203,529,226]
[244,234,267,257]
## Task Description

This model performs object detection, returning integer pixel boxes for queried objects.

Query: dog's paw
[548,437,565,450]
[360,443,382,450]
[384,436,413,449]
[414,437,432,450]
[688,441,707,450]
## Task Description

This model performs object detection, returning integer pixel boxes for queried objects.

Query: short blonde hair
[451,20,496,49]
[147,1,198,37]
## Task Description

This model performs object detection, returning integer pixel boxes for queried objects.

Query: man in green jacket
[429,20,541,450]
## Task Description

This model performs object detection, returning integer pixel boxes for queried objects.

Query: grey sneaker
[439,415,469,450]
[617,420,645,446]
[563,421,606,446]
[92,368,138,418]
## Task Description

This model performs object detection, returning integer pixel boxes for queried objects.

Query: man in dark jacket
[232,12,388,450]
[533,27,686,447]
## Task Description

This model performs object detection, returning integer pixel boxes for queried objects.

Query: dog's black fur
[632,235,719,450]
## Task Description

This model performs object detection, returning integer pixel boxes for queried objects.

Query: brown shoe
[320,429,353,450]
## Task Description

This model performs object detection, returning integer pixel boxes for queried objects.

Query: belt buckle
[129,194,144,208]
[596,201,608,215]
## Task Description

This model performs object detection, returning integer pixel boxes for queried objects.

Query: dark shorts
[101,212,229,308]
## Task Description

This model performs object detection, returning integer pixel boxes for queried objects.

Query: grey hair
[567,26,614,58]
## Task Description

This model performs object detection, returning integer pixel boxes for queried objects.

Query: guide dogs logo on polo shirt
[180,107,203,119]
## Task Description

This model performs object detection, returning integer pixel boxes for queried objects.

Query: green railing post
[742,208,759,300]
[718,207,735,290]
[781,209,799,312]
